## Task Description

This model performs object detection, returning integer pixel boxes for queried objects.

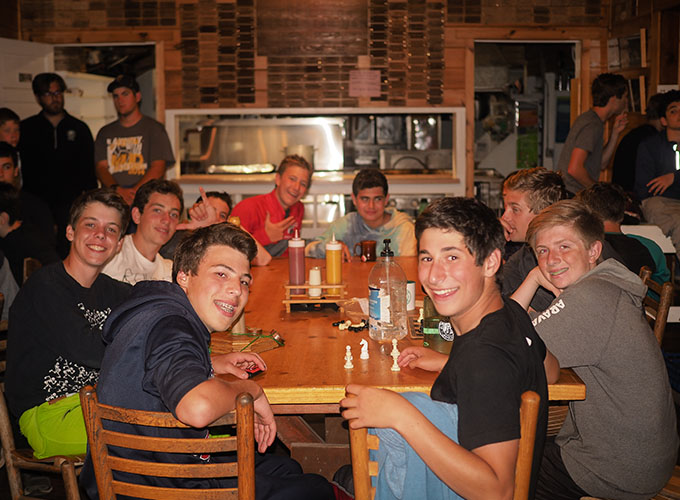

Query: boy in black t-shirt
[5,188,131,458]
[341,197,559,499]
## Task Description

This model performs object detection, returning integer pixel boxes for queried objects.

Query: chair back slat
[103,429,237,454]
[112,481,239,500]
[95,403,236,428]
[80,385,254,500]
[108,455,239,478]
[513,390,540,500]
[639,266,674,345]
[349,426,372,500]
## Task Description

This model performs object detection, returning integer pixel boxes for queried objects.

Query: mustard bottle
[326,233,342,295]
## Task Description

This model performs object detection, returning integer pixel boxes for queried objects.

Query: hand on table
[211,352,267,379]
[341,384,411,430]
[264,212,296,243]
[647,173,675,196]
[398,346,448,372]
[253,392,277,453]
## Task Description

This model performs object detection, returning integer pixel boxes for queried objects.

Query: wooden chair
[79,385,256,500]
[639,266,674,346]
[349,390,541,500]
[0,329,83,500]
[22,257,41,285]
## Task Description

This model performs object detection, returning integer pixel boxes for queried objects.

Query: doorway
[474,41,576,176]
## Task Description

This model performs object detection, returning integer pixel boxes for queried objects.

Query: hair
[194,191,232,211]
[576,182,627,223]
[0,142,18,167]
[415,197,505,266]
[661,90,680,118]
[32,73,66,96]
[502,167,567,213]
[526,200,604,251]
[172,222,257,282]
[278,154,313,185]
[67,188,131,237]
[645,93,666,120]
[0,182,21,224]
[352,169,389,196]
[591,73,628,107]
[131,179,184,214]
[0,108,20,127]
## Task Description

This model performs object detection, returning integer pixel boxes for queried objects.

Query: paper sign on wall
[349,70,381,97]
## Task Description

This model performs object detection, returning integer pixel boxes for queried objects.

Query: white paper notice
[349,70,381,98]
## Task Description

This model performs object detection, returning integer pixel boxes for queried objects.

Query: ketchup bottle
[288,230,305,295]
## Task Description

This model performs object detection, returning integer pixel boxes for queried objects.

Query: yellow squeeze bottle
[326,233,342,295]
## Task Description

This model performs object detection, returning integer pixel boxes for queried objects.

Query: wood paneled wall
[17,0,608,194]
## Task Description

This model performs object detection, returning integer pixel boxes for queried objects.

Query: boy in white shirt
[102,179,182,284]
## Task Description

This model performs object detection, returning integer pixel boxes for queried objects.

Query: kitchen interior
[170,108,464,238]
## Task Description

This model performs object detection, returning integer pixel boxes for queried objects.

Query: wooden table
[215,256,585,408]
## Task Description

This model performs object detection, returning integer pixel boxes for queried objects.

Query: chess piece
[360,339,369,360]
[344,345,354,369]
[391,351,400,371]
[391,338,400,357]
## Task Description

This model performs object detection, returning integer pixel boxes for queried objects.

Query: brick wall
[19,0,606,110]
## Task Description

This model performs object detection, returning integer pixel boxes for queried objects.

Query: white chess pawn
[360,339,369,360]
[391,351,400,371]
[390,339,400,357]
[344,345,354,369]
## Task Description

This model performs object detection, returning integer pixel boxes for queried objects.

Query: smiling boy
[511,200,677,500]
[80,222,334,500]
[498,167,568,311]
[102,179,182,284]
[231,154,312,257]
[305,169,415,260]
[342,197,557,499]
[4,188,131,458]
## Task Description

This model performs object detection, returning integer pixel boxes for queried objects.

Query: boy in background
[305,169,415,260]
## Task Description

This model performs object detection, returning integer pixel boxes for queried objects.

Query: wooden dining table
[214,256,586,410]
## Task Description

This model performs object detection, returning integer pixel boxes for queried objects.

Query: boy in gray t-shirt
[95,75,174,205]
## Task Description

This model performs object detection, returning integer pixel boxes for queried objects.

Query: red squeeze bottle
[288,230,305,295]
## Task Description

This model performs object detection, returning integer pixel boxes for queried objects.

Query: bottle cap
[289,229,304,248]
[326,232,342,251]
[381,238,394,257]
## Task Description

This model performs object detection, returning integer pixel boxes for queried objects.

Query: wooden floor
[3,276,680,500]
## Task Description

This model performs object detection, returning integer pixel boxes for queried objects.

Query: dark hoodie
[80,280,226,498]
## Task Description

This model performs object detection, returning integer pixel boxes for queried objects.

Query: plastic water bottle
[368,239,408,342]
